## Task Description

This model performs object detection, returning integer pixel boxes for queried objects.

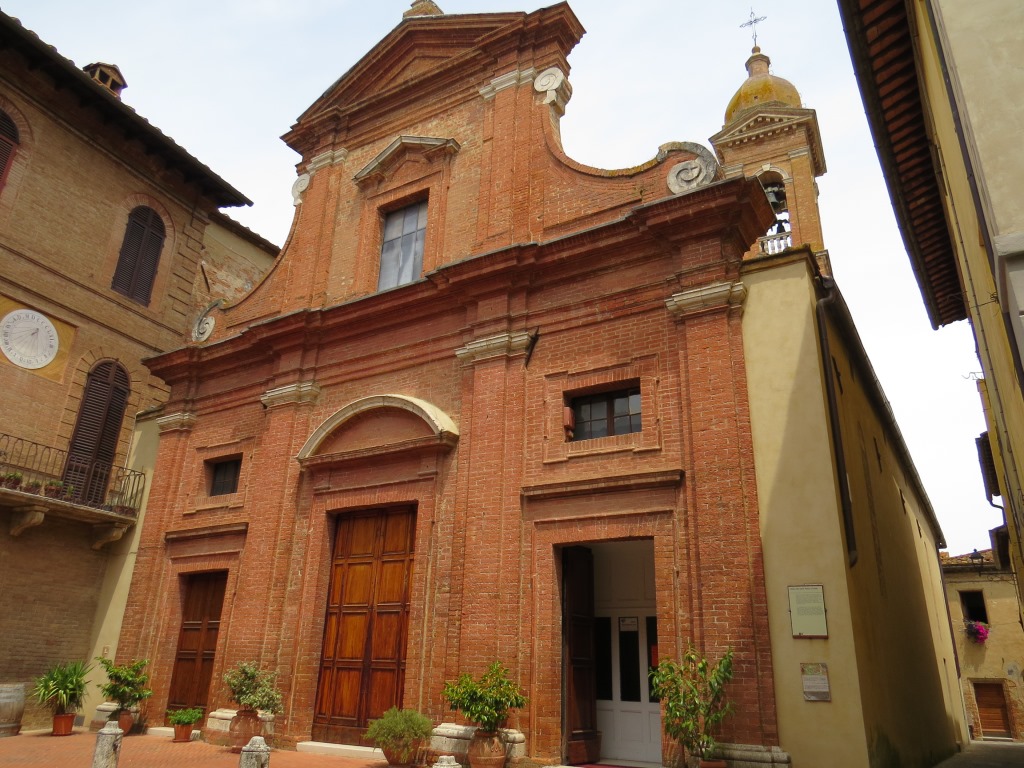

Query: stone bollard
[91,720,123,768]
[239,735,271,768]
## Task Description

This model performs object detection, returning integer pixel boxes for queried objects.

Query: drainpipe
[815,277,858,566]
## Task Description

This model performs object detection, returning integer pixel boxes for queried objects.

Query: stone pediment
[711,107,826,176]
[354,135,460,185]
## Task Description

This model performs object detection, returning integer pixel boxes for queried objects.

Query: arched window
[111,206,165,305]
[0,109,20,192]
[64,361,131,505]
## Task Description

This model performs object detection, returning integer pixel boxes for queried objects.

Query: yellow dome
[724,47,801,124]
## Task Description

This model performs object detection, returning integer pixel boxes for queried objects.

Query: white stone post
[239,735,271,768]
[90,720,122,768]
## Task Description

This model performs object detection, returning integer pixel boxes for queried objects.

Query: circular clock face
[0,309,59,369]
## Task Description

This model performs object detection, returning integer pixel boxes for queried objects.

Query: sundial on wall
[0,308,59,369]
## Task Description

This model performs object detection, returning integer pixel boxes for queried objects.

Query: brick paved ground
[0,729,383,768]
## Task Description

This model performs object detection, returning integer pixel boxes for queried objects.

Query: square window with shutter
[207,457,241,496]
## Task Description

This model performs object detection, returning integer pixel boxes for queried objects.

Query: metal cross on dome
[741,8,768,47]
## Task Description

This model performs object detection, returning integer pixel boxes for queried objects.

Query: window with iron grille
[378,200,427,291]
[208,458,241,496]
[111,206,165,305]
[568,387,642,441]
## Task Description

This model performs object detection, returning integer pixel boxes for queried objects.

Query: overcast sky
[6,1,1001,554]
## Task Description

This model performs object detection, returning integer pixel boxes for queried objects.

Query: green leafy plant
[167,707,204,726]
[23,479,42,493]
[33,660,92,714]
[366,706,434,765]
[223,661,283,713]
[96,657,153,712]
[442,661,527,733]
[2,471,22,488]
[650,645,734,766]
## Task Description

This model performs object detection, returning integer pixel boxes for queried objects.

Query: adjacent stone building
[0,12,275,728]
[115,4,964,766]
[943,529,1024,741]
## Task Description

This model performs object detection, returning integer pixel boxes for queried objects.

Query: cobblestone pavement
[936,740,1024,767]
[0,729,382,767]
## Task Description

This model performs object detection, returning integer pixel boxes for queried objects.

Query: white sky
[6,0,1001,554]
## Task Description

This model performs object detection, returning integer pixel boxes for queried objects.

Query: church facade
[117,4,964,766]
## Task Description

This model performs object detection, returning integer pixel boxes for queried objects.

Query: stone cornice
[156,411,197,433]
[665,281,747,318]
[260,381,321,409]
[455,331,532,363]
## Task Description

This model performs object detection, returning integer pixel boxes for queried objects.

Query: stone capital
[479,68,537,99]
[261,381,321,409]
[665,281,747,319]
[156,411,197,433]
[455,331,532,364]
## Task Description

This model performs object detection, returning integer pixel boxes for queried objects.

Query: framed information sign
[788,584,828,638]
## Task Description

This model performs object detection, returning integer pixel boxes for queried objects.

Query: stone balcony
[0,432,144,549]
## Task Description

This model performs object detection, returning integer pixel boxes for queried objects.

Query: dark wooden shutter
[0,109,19,192]
[64,361,131,504]
[111,206,165,305]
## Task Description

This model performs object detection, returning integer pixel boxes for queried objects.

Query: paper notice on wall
[789,584,828,637]
[801,663,831,702]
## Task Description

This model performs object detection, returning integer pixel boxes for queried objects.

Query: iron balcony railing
[0,432,144,517]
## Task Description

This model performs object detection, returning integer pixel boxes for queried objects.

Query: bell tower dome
[711,46,827,263]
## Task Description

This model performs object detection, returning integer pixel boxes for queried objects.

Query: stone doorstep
[296,742,384,759]
[145,726,199,741]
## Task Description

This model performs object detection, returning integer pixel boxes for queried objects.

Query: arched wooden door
[63,360,130,504]
[313,506,416,744]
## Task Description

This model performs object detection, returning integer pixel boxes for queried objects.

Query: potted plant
[23,479,42,494]
[43,480,64,498]
[167,707,204,742]
[1,471,21,490]
[33,660,91,736]
[650,645,734,768]
[965,620,990,645]
[223,661,283,752]
[96,657,152,735]
[366,706,434,766]
[442,661,527,768]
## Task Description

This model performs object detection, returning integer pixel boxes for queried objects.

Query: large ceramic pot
[0,684,25,737]
[51,712,75,736]
[467,730,506,768]
[699,760,728,768]
[116,709,134,735]
[229,708,262,753]
[173,723,194,743]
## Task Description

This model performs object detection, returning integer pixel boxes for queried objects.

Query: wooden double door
[313,507,416,744]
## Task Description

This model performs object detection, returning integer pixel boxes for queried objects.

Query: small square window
[378,200,427,291]
[209,458,241,496]
[568,387,642,441]
[960,590,988,624]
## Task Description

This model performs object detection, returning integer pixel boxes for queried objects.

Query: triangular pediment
[297,13,524,125]
[711,107,826,176]
[285,4,583,154]
[354,135,460,185]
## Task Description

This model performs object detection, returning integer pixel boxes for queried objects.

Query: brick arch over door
[63,359,131,505]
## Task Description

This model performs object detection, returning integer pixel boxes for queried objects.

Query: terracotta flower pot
[229,708,262,753]
[172,722,194,742]
[467,730,506,768]
[116,709,134,735]
[51,712,75,736]
[699,760,728,768]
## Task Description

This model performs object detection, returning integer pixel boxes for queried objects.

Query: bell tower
[710,46,827,263]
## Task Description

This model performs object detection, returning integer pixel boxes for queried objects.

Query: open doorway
[563,539,660,766]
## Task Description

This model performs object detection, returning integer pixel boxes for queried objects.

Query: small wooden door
[167,571,227,714]
[975,682,1012,738]
[563,546,600,764]
[313,507,415,744]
